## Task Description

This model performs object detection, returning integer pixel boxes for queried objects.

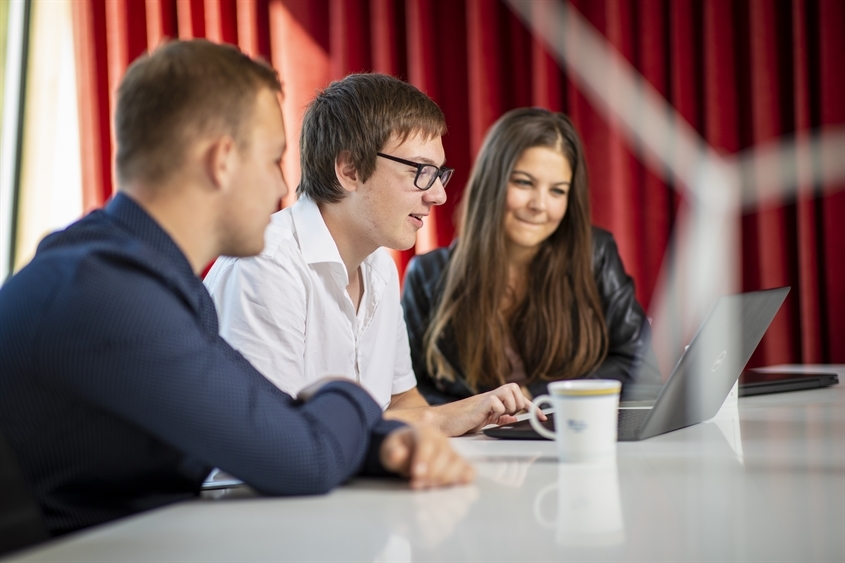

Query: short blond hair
[115,39,281,186]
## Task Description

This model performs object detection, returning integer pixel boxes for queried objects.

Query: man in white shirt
[205,73,533,436]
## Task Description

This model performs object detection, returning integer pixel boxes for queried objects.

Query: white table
[6,365,844,562]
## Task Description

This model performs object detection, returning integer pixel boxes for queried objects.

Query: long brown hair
[424,108,608,391]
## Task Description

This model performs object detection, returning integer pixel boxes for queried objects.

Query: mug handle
[529,395,557,440]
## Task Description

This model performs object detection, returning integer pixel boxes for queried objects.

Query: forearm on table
[416,379,460,405]
[68,340,383,494]
[383,392,479,436]
[384,387,439,426]
[383,406,437,427]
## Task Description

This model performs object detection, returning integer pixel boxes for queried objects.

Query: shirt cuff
[361,418,408,477]
[309,380,409,476]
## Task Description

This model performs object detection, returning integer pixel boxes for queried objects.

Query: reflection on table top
[6,365,844,563]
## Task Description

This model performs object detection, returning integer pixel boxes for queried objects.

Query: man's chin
[387,238,416,252]
[221,240,265,259]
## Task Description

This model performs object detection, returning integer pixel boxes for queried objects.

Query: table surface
[6,365,844,562]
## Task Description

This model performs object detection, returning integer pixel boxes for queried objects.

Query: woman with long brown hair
[401,107,660,404]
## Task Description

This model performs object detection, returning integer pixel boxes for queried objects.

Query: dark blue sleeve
[33,253,404,495]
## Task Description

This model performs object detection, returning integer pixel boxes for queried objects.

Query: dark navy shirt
[0,193,403,535]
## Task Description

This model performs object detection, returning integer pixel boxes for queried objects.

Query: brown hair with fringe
[298,73,446,204]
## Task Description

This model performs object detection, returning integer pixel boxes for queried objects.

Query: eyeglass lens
[417,165,453,190]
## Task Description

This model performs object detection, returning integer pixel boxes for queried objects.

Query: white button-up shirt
[204,197,417,410]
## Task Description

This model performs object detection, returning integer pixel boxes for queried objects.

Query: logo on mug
[567,419,588,433]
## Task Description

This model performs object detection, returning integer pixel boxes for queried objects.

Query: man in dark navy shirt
[0,40,473,536]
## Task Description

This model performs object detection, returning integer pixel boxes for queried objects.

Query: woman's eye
[511,178,532,187]
[551,187,568,196]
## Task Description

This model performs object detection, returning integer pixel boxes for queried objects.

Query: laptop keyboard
[617,408,651,432]
[540,408,651,432]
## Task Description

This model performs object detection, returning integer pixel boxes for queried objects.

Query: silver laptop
[483,287,790,441]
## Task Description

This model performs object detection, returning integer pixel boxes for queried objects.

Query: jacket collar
[104,192,206,318]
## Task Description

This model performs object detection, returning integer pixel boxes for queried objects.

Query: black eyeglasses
[376,152,454,191]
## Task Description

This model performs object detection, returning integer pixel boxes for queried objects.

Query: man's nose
[423,177,447,206]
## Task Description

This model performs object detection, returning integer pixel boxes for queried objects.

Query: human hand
[519,385,533,401]
[380,425,475,489]
[434,383,547,436]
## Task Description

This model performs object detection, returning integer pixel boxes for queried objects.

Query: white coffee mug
[529,379,621,462]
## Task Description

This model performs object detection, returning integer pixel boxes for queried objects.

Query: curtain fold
[70,0,845,366]
[71,0,110,213]
[818,0,845,363]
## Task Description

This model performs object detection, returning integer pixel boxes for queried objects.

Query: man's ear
[335,150,360,194]
[206,135,238,191]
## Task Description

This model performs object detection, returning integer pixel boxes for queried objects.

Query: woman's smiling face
[503,145,573,256]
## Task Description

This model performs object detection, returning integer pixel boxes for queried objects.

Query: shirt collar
[290,196,345,268]
[290,196,395,287]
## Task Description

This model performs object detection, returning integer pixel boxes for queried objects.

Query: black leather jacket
[401,227,662,404]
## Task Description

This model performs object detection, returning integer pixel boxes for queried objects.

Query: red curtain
[71,0,845,367]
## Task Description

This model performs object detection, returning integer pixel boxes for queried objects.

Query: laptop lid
[635,286,789,439]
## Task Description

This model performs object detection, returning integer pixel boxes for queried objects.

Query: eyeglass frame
[376,152,454,191]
